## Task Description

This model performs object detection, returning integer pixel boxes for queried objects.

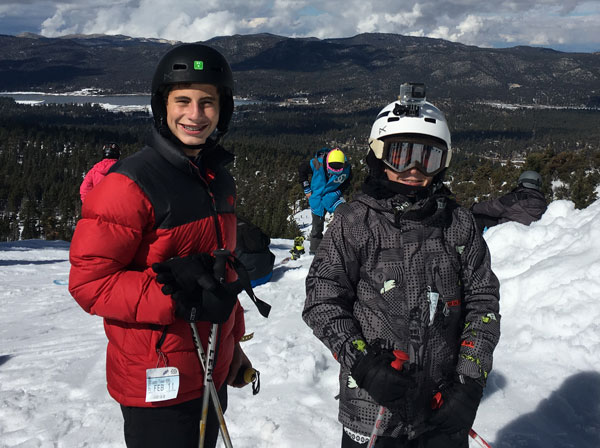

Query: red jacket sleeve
[69,172,175,325]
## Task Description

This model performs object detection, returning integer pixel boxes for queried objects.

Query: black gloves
[153,254,217,294]
[429,374,484,434]
[152,254,241,323]
[350,346,413,409]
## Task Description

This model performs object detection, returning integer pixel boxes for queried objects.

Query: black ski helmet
[151,43,234,140]
[518,170,543,190]
[102,142,121,159]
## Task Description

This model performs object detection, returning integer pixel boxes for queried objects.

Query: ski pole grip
[235,367,257,385]
[212,248,231,283]
[390,350,409,371]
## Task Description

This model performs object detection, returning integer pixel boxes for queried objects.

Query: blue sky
[1,0,599,53]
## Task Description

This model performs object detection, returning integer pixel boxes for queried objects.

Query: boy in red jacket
[69,44,252,448]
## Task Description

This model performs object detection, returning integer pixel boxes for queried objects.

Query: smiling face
[165,83,220,154]
[384,166,433,187]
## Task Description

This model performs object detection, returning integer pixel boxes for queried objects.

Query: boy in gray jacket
[303,84,501,448]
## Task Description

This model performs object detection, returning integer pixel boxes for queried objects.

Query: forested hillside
[1,97,599,241]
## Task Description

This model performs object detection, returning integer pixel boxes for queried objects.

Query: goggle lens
[383,141,446,175]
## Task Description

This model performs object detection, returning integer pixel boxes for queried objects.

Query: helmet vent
[388,117,400,122]
[172,63,188,70]
[425,118,436,123]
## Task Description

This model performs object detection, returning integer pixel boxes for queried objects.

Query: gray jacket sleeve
[471,197,506,219]
[455,209,501,383]
[302,207,365,371]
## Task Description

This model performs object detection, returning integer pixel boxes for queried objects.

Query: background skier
[79,142,120,202]
[298,147,351,254]
[303,84,501,448]
[69,44,252,448]
[471,170,548,233]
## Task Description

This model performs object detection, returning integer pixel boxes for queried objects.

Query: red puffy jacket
[69,131,244,407]
[79,158,118,202]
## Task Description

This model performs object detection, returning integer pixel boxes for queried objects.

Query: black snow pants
[120,385,228,448]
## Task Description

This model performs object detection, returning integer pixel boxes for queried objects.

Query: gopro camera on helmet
[399,82,426,105]
[394,83,426,117]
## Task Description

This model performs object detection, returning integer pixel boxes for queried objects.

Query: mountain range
[1,32,599,107]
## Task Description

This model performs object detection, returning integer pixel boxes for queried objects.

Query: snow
[12,100,46,106]
[1,199,600,447]
[96,103,151,113]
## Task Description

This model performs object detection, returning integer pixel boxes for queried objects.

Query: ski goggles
[382,139,448,176]
[327,161,345,173]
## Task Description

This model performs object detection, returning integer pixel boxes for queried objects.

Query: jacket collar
[148,128,234,176]
[358,178,452,223]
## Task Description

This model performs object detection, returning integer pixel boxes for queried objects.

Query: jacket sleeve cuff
[331,197,346,211]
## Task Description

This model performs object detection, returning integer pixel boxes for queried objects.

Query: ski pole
[469,428,493,448]
[190,322,233,448]
[199,323,217,447]
[199,248,234,447]
[367,350,410,448]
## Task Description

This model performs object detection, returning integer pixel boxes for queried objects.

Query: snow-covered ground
[1,201,600,447]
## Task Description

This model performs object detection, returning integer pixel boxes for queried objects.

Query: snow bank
[1,199,600,447]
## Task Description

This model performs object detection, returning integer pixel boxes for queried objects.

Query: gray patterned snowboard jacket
[303,189,501,439]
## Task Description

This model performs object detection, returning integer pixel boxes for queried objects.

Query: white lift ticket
[145,367,180,402]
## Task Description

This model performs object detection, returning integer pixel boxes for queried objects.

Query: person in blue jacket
[298,147,351,254]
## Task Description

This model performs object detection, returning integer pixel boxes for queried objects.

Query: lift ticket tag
[145,367,180,402]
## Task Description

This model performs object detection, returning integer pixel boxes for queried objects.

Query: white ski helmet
[368,84,452,176]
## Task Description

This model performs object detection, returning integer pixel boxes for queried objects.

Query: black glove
[429,374,484,434]
[199,281,241,323]
[153,254,217,294]
[152,254,241,323]
[350,346,413,409]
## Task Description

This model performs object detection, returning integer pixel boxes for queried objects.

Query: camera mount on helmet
[393,83,427,118]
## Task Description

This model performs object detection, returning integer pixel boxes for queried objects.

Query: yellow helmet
[326,148,346,173]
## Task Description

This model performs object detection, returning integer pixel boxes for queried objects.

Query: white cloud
[427,14,486,46]
[457,14,484,36]
[384,3,423,28]
[242,17,269,29]
[355,14,379,34]
[0,0,597,52]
